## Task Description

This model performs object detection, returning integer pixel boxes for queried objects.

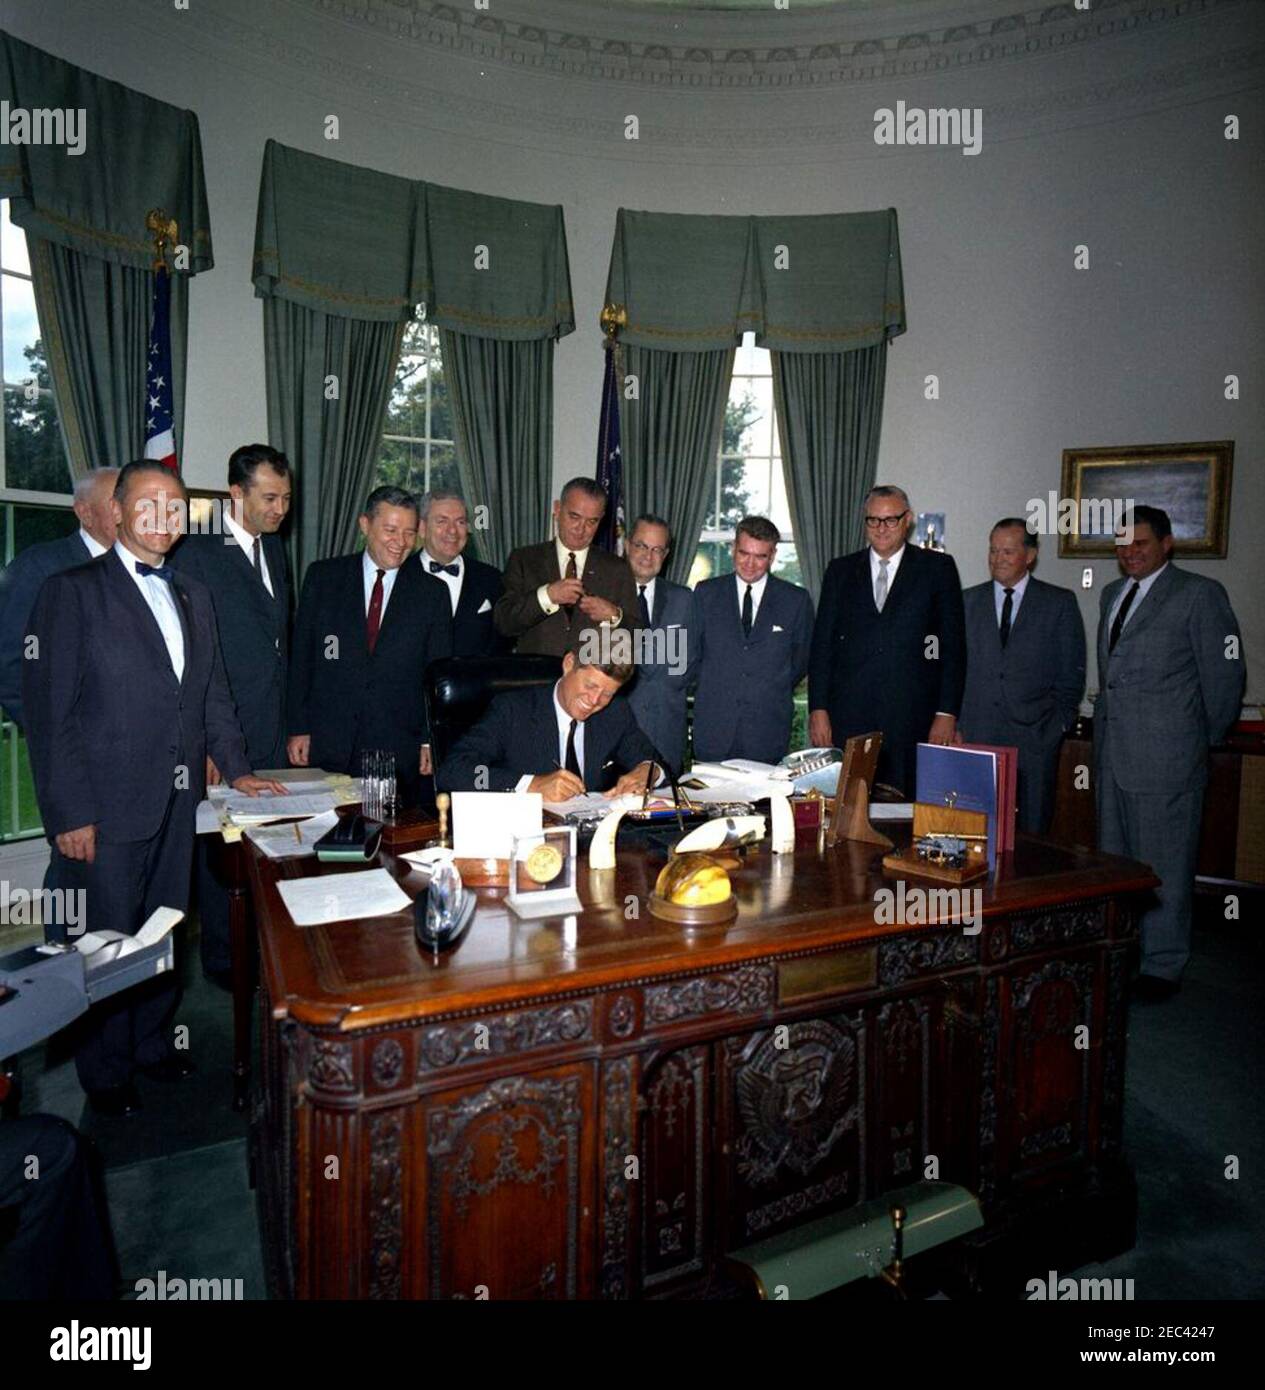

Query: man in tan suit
[494,477,640,657]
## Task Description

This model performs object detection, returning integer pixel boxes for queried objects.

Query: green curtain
[440,330,554,566]
[621,344,736,587]
[27,238,189,480]
[773,342,888,598]
[254,142,574,566]
[0,33,210,479]
[264,298,405,578]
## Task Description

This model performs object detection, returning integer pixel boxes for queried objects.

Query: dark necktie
[559,550,578,623]
[135,561,174,581]
[999,587,1014,648]
[741,583,753,638]
[250,535,269,591]
[564,717,582,780]
[638,584,650,627]
[1108,580,1140,652]
[428,559,459,576]
[366,568,385,654]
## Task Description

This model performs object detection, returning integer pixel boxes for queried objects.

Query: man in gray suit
[958,518,1085,833]
[693,516,814,765]
[1094,505,1244,1000]
[624,514,699,775]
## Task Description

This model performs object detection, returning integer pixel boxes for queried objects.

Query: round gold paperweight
[647,853,738,926]
[523,842,564,885]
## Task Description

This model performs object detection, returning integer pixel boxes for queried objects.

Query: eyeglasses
[629,540,668,557]
[864,511,908,530]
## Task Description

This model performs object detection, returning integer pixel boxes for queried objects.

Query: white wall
[4,0,1261,702]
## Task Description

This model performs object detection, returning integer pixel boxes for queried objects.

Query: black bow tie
[135,562,175,582]
[428,560,460,576]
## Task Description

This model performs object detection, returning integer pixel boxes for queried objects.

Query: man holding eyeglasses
[808,485,966,796]
[624,514,699,775]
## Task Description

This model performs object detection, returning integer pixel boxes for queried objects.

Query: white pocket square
[477,598,492,614]
[667,623,681,629]
[772,624,784,633]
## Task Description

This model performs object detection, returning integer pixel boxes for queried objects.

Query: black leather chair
[424,655,563,774]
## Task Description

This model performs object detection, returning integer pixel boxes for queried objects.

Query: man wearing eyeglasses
[624,514,699,775]
[808,485,966,796]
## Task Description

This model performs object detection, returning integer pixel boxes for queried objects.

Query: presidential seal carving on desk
[733,1020,859,1186]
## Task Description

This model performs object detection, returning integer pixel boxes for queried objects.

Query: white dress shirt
[869,543,906,593]
[79,528,107,559]
[421,549,464,616]
[515,681,584,792]
[735,571,769,627]
[362,551,401,617]
[222,508,273,596]
[115,540,184,682]
[1107,562,1169,636]
[537,539,591,616]
[993,572,1030,626]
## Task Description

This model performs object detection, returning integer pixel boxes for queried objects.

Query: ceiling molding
[293,0,1252,91]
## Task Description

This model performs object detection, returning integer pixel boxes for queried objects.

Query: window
[373,320,460,501]
[689,335,801,587]
[1,201,73,497]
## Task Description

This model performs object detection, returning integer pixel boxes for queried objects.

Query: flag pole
[143,209,180,474]
[596,303,627,554]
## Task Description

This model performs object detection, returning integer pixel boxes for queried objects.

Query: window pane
[4,385,72,493]
[1,202,30,276]
[375,436,422,495]
[427,354,453,443]
[425,443,459,498]
[717,455,755,530]
[688,539,731,589]
[737,456,771,519]
[2,272,41,384]
[733,334,766,378]
[724,381,764,459]
[10,500,76,560]
[772,542,802,587]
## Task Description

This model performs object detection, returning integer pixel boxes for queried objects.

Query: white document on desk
[244,810,340,859]
[220,790,342,824]
[277,869,412,927]
[451,792,542,859]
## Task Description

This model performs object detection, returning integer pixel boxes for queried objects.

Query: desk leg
[224,857,254,1114]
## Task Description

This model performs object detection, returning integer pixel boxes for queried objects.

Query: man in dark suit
[1094,505,1244,999]
[22,462,283,1116]
[416,490,506,657]
[808,485,966,796]
[169,444,292,983]
[287,486,451,807]
[958,518,1086,833]
[0,467,117,730]
[624,513,699,776]
[692,516,814,765]
[494,476,639,658]
[436,648,660,799]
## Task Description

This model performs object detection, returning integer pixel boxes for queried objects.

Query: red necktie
[366,568,385,653]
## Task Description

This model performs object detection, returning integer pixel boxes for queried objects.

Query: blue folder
[914,743,998,870]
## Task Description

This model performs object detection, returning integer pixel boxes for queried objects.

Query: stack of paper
[244,810,340,859]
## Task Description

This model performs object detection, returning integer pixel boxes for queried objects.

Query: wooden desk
[249,826,1156,1300]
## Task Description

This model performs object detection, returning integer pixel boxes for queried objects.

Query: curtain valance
[605,206,905,354]
[0,32,212,272]
[252,140,574,339]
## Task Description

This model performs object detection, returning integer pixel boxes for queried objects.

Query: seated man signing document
[436,650,661,802]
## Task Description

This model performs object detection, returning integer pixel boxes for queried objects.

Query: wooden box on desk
[881,803,989,885]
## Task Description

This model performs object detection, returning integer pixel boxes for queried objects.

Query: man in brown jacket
[494,476,640,657]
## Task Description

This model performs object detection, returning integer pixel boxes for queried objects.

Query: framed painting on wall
[1057,441,1233,558]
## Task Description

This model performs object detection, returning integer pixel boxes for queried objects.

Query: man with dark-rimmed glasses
[808,485,966,796]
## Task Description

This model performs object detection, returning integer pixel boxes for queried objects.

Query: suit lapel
[104,549,181,690]
[650,578,667,628]
[749,577,778,643]
[531,684,562,771]
[1099,577,1125,665]
[880,545,916,614]
[1112,564,1177,651]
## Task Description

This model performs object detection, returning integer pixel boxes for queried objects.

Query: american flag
[143,264,178,473]
[594,340,624,555]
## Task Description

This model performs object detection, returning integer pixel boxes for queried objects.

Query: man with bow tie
[22,461,283,1116]
[416,490,507,657]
